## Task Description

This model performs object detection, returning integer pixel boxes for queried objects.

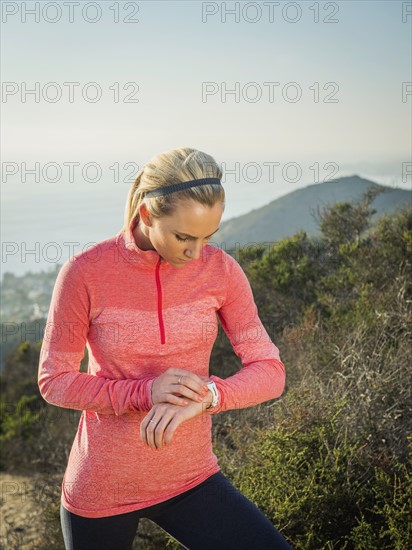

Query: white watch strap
[206,381,219,409]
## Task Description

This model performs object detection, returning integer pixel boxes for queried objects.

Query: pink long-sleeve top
[38,215,286,518]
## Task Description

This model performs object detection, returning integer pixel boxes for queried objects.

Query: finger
[141,418,153,447]
[171,375,209,399]
[163,417,180,447]
[171,383,207,404]
[171,370,209,395]
[144,416,159,450]
[140,416,151,446]
[162,391,190,407]
[154,416,173,450]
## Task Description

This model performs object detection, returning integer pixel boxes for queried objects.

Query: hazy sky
[2,0,411,196]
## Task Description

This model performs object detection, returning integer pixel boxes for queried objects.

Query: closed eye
[175,235,212,242]
[174,226,220,243]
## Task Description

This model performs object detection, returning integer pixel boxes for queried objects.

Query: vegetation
[1,190,411,549]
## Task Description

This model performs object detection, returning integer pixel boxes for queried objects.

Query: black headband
[144,178,222,198]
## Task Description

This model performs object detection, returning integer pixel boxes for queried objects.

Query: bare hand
[151,367,209,407]
[140,400,207,450]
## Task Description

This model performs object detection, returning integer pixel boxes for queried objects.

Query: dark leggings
[60,471,293,550]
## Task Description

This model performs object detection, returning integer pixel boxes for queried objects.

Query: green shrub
[234,396,360,548]
[233,394,411,549]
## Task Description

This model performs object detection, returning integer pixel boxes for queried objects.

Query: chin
[165,258,186,267]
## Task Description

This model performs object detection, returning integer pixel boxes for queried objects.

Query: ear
[138,203,153,227]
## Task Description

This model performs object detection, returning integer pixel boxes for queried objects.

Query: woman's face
[134,199,224,268]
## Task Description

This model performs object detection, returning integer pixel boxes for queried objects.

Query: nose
[184,242,204,260]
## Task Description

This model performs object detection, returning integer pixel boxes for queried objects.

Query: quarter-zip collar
[115,215,167,343]
[116,215,165,270]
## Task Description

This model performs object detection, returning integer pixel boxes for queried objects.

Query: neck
[133,220,155,251]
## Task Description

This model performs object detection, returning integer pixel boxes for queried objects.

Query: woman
[38,147,292,549]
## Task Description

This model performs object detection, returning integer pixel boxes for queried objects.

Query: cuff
[134,376,156,412]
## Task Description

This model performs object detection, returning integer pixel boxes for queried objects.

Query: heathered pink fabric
[38,215,286,518]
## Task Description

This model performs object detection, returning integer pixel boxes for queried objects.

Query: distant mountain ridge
[213,175,411,250]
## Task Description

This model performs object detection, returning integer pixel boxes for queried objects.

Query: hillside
[213,175,411,249]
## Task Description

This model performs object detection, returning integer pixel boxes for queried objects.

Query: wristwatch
[205,380,219,409]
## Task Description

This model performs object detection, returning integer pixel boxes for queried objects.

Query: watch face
[206,381,218,407]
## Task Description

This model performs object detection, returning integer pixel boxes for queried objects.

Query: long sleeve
[38,256,155,416]
[207,253,286,414]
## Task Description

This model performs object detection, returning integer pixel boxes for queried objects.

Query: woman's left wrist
[203,389,214,408]
[204,380,219,409]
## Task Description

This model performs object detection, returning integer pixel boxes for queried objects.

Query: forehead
[163,200,223,235]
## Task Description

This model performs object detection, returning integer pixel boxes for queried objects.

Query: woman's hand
[140,400,207,450]
[151,367,209,407]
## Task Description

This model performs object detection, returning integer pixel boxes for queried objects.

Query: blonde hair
[119,147,225,234]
